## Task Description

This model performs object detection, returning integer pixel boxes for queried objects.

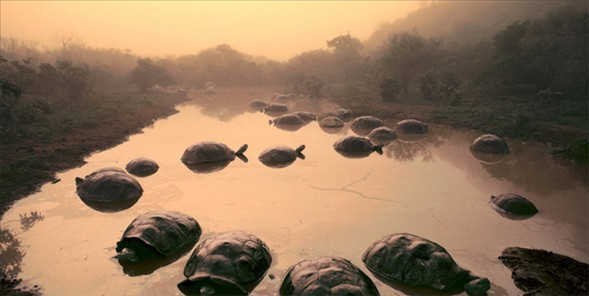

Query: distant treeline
[1,2,587,103]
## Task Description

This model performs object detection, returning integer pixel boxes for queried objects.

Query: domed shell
[471,134,509,154]
[336,108,352,122]
[263,103,289,114]
[396,119,428,134]
[491,193,538,217]
[362,233,473,292]
[292,111,317,123]
[279,256,379,296]
[116,211,202,259]
[334,136,379,152]
[202,86,217,96]
[259,145,305,168]
[274,94,291,104]
[351,116,384,135]
[249,100,268,111]
[368,126,397,144]
[181,142,247,164]
[125,157,159,177]
[319,116,344,128]
[271,114,306,126]
[178,231,272,295]
[75,167,143,203]
[333,136,383,159]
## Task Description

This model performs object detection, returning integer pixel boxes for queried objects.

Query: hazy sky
[1,1,421,61]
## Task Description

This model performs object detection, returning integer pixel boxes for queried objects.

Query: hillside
[364,1,581,52]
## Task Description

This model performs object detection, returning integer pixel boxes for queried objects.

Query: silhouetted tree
[381,32,443,94]
[127,58,174,92]
[56,60,91,100]
[379,78,402,102]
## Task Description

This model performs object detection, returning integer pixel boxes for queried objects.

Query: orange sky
[0,1,421,61]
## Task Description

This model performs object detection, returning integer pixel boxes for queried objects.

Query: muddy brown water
[1,90,588,295]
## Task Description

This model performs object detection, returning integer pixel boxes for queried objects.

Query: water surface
[2,89,588,295]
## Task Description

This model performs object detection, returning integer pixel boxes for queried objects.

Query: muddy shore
[0,92,190,218]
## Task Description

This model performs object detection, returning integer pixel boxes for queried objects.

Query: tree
[56,60,91,100]
[491,7,588,95]
[379,78,402,102]
[327,33,365,82]
[127,58,175,92]
[381,32,443,94]
[419,70,461,101]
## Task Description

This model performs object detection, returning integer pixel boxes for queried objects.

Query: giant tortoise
[351,116,384,136]
[470,134,509,154]
[368,126,397,145]
[115,211,201,265]
[262,103,289,116]
[181,142,248,173]
[333,136,383,158]
[280,256,379,295]
[75,167,143,211]
[125,157,159,177]
[490,193,538,219]
[258,145,305,168]
[178,231,272,295]
[362,233,490,295]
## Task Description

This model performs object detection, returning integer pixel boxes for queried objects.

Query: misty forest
[1,1,588,296]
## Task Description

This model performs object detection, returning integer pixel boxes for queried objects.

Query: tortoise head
[268,119,274,125]
[373,144,384,155]
[114,248,140,263]
[235,144,248,156]
[296,145,306,160]
[295,145,306,154]
[75,177,84,186]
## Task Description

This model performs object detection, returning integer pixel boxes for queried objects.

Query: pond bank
[0,91,190,219]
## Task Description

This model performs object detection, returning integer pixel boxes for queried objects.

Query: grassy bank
[0,90,190,218]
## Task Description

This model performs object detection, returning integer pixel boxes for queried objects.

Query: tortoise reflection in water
[178,231,272,296]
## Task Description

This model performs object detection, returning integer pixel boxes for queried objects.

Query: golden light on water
[0,1,421,60]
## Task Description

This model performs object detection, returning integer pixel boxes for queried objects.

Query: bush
[379,78,402,102]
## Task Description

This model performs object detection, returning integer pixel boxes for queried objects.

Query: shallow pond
[2,89,588,295]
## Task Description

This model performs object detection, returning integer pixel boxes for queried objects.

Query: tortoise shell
[396,119,428,134]
[259,145,305,168]
[470,134,509,154]
[368,127,397,145]
[491,193,538,217]
[351,116,384,136]
[115,211,201,262]
[75,167,143,203]
[125,157,159,177]
[279,256,379,295]
[178,231,272,295]
[181,142,247,164]
[363,233,485,292]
